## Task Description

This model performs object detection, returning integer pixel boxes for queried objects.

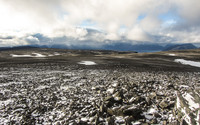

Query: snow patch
[107,88,115,94]
[183,93,199,110]
[142,108,157,120]
[0,99,13,106]
[11,54,33,57]
[76,82,84,86]
[169,54,176,56]
[41,77,56,82]
[197,110,200,125]
[0,118,9,124]
[176,96,181,109]
[147,108,157,114]
[129,97,136,103]
[60,86,69,90]
[11,53,46,58]
[48,52,60,57]
[35,85,49,90]
[78,61,96,65]
[180,85,189,88]
[112,82,118,87]
[175,59,200,68]
[181,108,192,125]
[0,82,22,87]
[32,53,46,57]
[144,114,154,120]
[0,75,7,78]
[115,116,125,124]
[54,52,60,56]
[81,117,88,122]
[48,54,54,57]
[132,121,141,125]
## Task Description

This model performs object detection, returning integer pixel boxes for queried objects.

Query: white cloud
[140,16,161,33]
[105,33,120,41]
[127,26,151,41]
[173,0,200,25]
[26,36,40,45]
[0,0,200,47]
[47,26,88,39]
[0,37,28,47]
[170,30,200,43]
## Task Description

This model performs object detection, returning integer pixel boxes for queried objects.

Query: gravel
[0,64,199,124]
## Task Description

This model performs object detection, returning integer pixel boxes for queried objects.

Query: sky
[0,0,200,47]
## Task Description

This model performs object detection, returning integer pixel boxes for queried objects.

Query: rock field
[0,49,200,124]
[0,65,199,125]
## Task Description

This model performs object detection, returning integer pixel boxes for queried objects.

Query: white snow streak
[169,54,176,56]
[183,93,199,111]
[11,54,33,57]
[175,59,200,68]
[78,61,96,65]
[176,96,181,109]
[32,53,46,57]
[11,53,46,58]
[35,85,49,90]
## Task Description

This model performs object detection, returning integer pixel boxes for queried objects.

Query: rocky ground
[0,49,200,125]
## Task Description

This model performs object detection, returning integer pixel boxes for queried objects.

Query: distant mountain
[0,43,165,52]
[103,43,164,52]
[163,43,197,51]
[50,44,69,49]
[48,43,164,52]
[0,47,11,51]
[0,46,38,51]
[2,43,197,52]
[131,44,164,52]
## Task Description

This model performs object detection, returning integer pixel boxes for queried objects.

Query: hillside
[163,43,197,51]
[0,48,199,124]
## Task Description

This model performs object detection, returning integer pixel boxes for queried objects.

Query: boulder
[107,116,115,125]
[159,100,169,109]
[122,105,143,118]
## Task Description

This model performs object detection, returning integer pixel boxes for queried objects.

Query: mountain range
[0,43,198,52]
[162,43,197,51]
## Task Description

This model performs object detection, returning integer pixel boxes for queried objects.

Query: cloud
[0,32,28,47]
[173,0,200,25]
[47,27,88,39]
[105,33,120,41]
[0,0,200,47]
[25,36,40,45]
[140,16,161,33]
[0,36,14,40]
[0,37,27,47]
[127,26,151,41]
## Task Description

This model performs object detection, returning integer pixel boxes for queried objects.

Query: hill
[103,43,163,52]
[163,43,197,51]
[0,48,200,124]
[0,46,38,51]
